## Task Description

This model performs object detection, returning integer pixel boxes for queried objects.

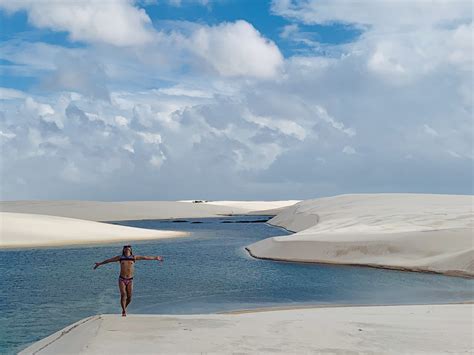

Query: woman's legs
[118,279,128,316]
[125,281,133,308]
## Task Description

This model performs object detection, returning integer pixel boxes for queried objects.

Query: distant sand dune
[0,200,299,221]
[0,200,298,249]
[0,200,248,221]
[247,193,474,277]
[0,212,186,249]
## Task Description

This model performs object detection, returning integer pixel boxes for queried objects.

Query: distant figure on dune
[93,245,163,316]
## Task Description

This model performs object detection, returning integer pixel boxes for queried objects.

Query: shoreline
[219,300,474,314]
[247,194,474,278]
[0,231,190,251]
[0,200,298,250]
[245,247,474,279]
[0,212,188,250]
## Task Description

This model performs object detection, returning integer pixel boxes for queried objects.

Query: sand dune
[20,304,473,354]
[198,200,300,212]
[0,212,186,249]
[0,200,297,222]
[0,200,298,249]
[0,200,247,221]
[247,193,474,277]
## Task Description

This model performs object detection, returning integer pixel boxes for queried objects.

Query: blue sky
[0,0,472,200]
[0,0,362,91]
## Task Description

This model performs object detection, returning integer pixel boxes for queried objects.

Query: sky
[0,0,472,201]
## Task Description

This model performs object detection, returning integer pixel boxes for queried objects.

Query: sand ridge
[0,212,187,249]
[247,193,474,277]
[0,200,298,249]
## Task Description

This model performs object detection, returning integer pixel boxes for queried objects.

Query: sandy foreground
[0,200,298,249]
[20,304,473,354]
[248,193,474,277]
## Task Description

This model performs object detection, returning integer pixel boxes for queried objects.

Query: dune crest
[247,193,474,277]
[0,212,186,249]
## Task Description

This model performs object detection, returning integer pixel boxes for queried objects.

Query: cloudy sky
[0,0,472,201]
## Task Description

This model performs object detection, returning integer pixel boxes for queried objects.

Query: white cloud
[280,24,299,39]
[0,130,16,139]
[313,105,356,137]
[115,115,130,127]
[244,111,307,140]
[0,1,472,199]
[273,0,473,85]
[167,0,210,6]
[423,124,439,137]
[342,145,356,155]
[271,0,471,28]
[24,97,55,117]
[0,0,154,46]
[137,132,162,144]
[447,150,462,158]
[150,153,167,168]
[0,87,27,100]
[190,20,284,78]
[157,86,214,98]
[0,19,284,84]
[233,143,283,171]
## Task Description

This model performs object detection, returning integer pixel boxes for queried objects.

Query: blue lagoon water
[2,216,473,354]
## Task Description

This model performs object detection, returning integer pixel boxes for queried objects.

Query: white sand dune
[0,200,298,249]
[0,200,298,221]
[0,200,247,221]
[198,200,300,213]
[176,199,301,217]
[0,212,186,249]
[247,193,474,277]
[20,304,473,354]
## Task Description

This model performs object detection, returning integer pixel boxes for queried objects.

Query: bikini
[119,255,135,286]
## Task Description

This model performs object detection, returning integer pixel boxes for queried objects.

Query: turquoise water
[1,216,473,354]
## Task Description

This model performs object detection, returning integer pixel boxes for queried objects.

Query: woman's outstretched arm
[135,256,163,261]
[93,256,120,269]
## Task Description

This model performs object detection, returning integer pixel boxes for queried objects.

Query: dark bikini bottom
[118,276,134,286]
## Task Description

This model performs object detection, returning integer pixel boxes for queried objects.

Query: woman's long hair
[122,245,133,256]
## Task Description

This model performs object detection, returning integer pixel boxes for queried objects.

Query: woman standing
[94,245,163,316]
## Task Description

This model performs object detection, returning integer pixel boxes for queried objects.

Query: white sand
[247,193,474,277]
[0,212,186,249]
[0,200,298,249]
[0,200,298,221]
[198,200,300,213]
[20,304,474,354]
[0,200,247,221]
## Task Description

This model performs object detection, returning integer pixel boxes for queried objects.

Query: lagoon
[2,216,473,354]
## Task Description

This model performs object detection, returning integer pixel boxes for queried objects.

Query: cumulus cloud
[271,0,471,28]
[0,0,154,46]
[189,20,284,78]
[0,1,472,199]
[0,20,283,83]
